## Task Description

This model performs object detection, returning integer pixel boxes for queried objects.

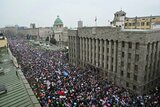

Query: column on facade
[96,39,99,67]
[147,43,151,82]
[73,37,74,60]
[83,38,85,63]
[75,36,78,66]
[70,36,72,64]
[70,36,71,62]
[108,40,112,73]
[113,41,117,72]
[92,39,95,65]
[152,43,156,79]
[100,39,103,67]
[69,36,71,63]
[72,36,74,64]
[82,37,84,62]
[116,41,122,85]
[80,37,82,61]
[113,41,118,84]
[59,35,61,47]
[144,43,149,83]
[104,40,107,69]
[89,38,91,63]
[86,38,88,62]
[155,42,159,79]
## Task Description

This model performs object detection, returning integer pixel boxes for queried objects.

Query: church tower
[111,10,126,29]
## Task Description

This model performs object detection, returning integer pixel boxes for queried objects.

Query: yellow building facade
[111,10,160,29]
[124,16,160,29]
[0,38,7,48]
[0,33,7,48]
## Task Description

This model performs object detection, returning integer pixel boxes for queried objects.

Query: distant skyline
[0,0,160,28]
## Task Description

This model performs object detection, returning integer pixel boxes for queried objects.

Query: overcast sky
[0,0,160,28]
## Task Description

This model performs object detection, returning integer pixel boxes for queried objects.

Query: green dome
[54,15,63,26]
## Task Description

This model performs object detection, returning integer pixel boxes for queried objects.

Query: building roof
[0,47,40,107]
[54,15,63,26]
[126,15,160,19]
[121,29,153,32]
[114,10,126,16]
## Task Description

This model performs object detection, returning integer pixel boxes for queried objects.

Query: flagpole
[95,16,97,26]
[96,20,97,26]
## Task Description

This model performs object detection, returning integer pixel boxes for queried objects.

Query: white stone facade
[1,26,52,41]
[53,16,68,47]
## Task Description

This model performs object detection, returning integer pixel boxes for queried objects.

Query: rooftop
[0,47,40,107]
[114,10,126,16]
[121,29,153,32]
[126,15,160,19]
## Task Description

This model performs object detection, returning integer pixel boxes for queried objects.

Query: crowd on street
[8,38,160,107]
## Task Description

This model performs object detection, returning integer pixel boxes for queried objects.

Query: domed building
[54,15,63,29]
[53,16,68,47]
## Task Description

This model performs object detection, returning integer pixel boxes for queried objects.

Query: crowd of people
[8,39,160,107]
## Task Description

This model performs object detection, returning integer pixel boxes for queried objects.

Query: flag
[95,16,97,26]
[63,71,69,77]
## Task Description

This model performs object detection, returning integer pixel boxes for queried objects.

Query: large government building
[53,16,68,47]
[68,26,160,94]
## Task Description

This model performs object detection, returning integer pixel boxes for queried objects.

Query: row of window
[121,52,139,61]
[80,38,140,49]
[81,50,139,63]
[126,82,137,90]
[122,41,140,49]
[80,41,139,57]
[121,70,138,81]
[55,25,63,28]
[126,79,158,91]
[147,42,159,52]
[69,37,76,59]
[126,17,157,22]
[125,22,150,26]
[121,62,138,71]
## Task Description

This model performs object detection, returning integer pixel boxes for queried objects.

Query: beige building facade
[0,26,52,41]
[0,33,7,48]
[111,10,160,30]
[125,16,160,29]
[68,27,160,94]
